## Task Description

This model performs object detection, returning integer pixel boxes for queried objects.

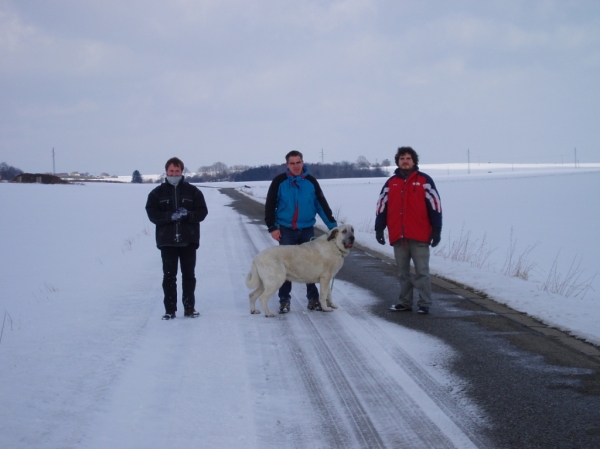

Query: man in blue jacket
[146,157,208,320]
[265,151,338,313]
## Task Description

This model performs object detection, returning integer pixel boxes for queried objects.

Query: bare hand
[270,230,281,241]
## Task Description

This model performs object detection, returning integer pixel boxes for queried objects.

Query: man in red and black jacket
[375,147,442,315]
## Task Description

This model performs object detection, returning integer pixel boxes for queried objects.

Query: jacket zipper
[400,177,407,239]
[291,179,299,229]
[174,184,181,243]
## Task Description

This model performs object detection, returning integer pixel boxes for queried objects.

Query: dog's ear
[327,228,339,241]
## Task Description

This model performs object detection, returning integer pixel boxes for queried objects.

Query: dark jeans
[278,226,319,303]
[160,245,197,313]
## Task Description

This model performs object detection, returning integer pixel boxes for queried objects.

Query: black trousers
[160,245,197,313]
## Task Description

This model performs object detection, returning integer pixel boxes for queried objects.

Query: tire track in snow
[241,230,479,447]
[229,190,491,448]
[238,215,356,448]
[339,291,493,448]
[288,308,393,448]
[288,300,460,448]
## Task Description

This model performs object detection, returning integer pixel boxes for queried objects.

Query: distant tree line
[183,161,238,183]
[308,162,388,180]
[231,162,387,182]
[181,157,389,183]
[0,157,389,184]
[231,165,283,182]
[0,162,23,181]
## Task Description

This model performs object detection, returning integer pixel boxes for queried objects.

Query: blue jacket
[265,165,337,232]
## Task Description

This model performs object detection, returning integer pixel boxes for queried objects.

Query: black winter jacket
[145,178,208,248]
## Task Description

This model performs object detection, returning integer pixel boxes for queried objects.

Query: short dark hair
[285,150,303,162]
[165,157,184,171]
[394,147,419,166]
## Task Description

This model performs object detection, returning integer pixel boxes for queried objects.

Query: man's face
[286,156,304,176]
[166,164,183,176]
[398,153,415,170]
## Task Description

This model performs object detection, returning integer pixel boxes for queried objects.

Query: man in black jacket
[146,157,208,320]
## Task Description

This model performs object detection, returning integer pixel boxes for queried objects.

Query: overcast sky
[1,0,599,175]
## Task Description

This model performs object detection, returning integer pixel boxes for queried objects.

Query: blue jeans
[278,226,319,303]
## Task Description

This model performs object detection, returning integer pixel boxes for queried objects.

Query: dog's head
[327,224,355,252]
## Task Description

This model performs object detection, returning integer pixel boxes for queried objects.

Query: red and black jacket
[375,167,442,245]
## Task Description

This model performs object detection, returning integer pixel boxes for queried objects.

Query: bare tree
[356,156,371,169]
[0,162,24,181]
[230,164,250,172]
[212,162,228,173]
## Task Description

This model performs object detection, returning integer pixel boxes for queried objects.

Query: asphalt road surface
[223,187,600,449]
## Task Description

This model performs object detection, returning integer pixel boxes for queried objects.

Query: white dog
[246,225,355,317]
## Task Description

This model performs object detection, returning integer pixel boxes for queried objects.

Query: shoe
[307,300,322,311]
[162,312,176,320]
[279,301,290,314]
[417,307,430,315]
[184,309,200,318]
[389,304,412,312]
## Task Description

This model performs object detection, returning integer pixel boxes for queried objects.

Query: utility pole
[321,148,324,164]
[574,147,577,168]
[52,148,56,175]
[467,148,470,174]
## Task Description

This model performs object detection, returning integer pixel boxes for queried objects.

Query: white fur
[246,225,355,317]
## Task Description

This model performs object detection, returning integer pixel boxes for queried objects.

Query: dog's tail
[245,261,260,289]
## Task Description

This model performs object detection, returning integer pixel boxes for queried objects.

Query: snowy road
[5,174,600,448]
[0,184,494,449]
[80,188,490,449]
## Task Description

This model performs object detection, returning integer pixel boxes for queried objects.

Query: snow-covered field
[0,163,599,448]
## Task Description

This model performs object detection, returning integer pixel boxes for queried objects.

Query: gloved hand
[375,230,386,245]
[171,207,189,222]
[430,228,441,247]
[177,207,189,221]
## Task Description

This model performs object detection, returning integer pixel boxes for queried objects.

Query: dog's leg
[249,284,263,315]
[324,278,338,309]
[325,287,338,309]
[259,287,278,317]
[318,277,334,312]
[247,261,264,314]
